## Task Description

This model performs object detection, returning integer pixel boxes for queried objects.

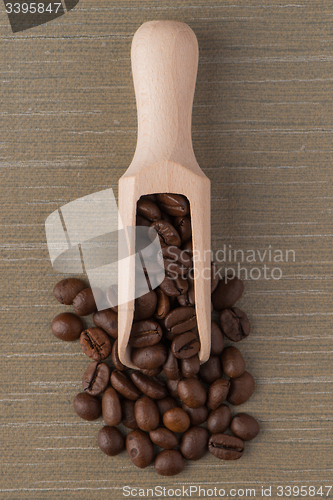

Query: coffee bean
[53,278,86,305]
[137,198,161,221]
[102,387,122,426]
[110,370,141,401]
[159,275,183,297]
[98,426,124,456]
[149,427,178,449]
[154,449,185,476]
[221,346,246,378]
[208,433,244,460]
[155,396,178,417]
[180,426,209,460]
[73,287,103,316]
[180,354,200,378]
[126,429,154,468]
[210,321,224,356]
[111,339,128,371]
[51,312,83,342]
[136,214,151,227]
[130,371,167,399]
[129,320,162,348]
[154,288,170,320]
[164,307,196,337]
[171,331,200,360]
[212,276,244,311]
[177,283,195,307]
[80,327,112,362]
[206,404,232,434]
[73,392,101,421]
[163,349,180,380]
[121,399,138,429]
[173,216,192,243]
[163,407,190,433]
[207,378,230,410]
[161,245,192,269]
[134,396,160,432]
[156,193,189,217]
[131,342,168,370]
[182,403,209,426]
[199,356,223,384]
[230,413,260,441]
[149,220,181,247]
[227,371,255,406]
[166,378,179,399]
[82,361,110,396]
[93,309,118,339]
[220,308,250,342]
[134,290,157,321]
[177,378,206,408]
[141,366,162,377]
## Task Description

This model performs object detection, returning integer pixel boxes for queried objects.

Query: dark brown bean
[199,356,223,384]
[177,378,206,408]
[156,193,189,217]
[98,426,124,456]
[134,290,158,321]
[102,387,122,426]
[129,319,162,348]
[73,287,103,316]
[206,404,232,434]
[210,321,224,356]
[73,392,101,421]
[126,429,154,468]
[227,371,255,406]
[149,427,178,449]
[137,198,161,221]
[182,403,209,426]
[156,397,179,417]
[51,312,83,342]
[207,378,230,410]
[141,366,163,377]
[163,349,180,380]
[154,450,185,476]
[221,346,246,378]
[173,216,191,243]
[93,309,118,339]
[164,307,197,337]
[166,378,179,399]
[154,288,170,320]
[161,245,192,268]
[163,407,190,433]
[80,327,112,362]
[212,276,244,311]
[230,413,260,441]
[149,220,181,247]
[82,361,110,396]
[121,399,138,429]
[208,433,244,460]
[159,275,183,297]
[180,355,200,378]
[130,371,167,399]
[110,370,141,401]
[220,308,251,342]
[131,342,168,370]
[180,426,209,461]
[134,396,159,432]
[53,278,86,305]
[171,331,200,360]
[111,339,128,371]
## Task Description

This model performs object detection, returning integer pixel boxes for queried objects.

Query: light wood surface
[118,21,211,368]
[0,1,332,499]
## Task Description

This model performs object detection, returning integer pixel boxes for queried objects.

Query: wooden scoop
[118,20,211,369]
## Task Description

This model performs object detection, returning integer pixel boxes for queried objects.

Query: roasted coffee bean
[219,308,250,342]
[166,378,179,399]
[163,407,190,433]
[208,433,244,460]
[163,349,180,380]
[155,396,178,417]
[211,262,219,293]
[182,239,193,255]
[211,321,224,355]
[230,413,260,441]
[163,257,188,278]
[73,287,103,316]
[53,278,86,305]
[102,387,122,426]
[154,450,185,476]
[111,339,128,371]
[121,399,138,429]
[221,346,246,378]
[134,396,159,432]
[182,403,209,426]
[137,198,161,221]
[206,404,232,434]
[149,220,181,247]
[93,309,118,339]
[82,361,110,396]
[136,214,151,227]
[126,429,154,468]
[212,276,244,311]
[73,392,101,421]
[164,307,196,337]
[180,426,209,460]
[51,312,83,342]
[98,426,124,456]
[199,356,223,384]
[227,371,255,406]
[161,245,192,268]
[129,320,162,348]
[149,427,178,449]
[156,193,189,217]
[207,378,230,410]
[130,371,167,399]
[80,327,112,362]
[173,216,191,243]
[131,342,168,370]
[105,284,118,312]
[159,275,183,297]
[171,331,200,360]
[154,288,170,320]
[177,283,195,307]
[141,366,162,377]
[134,290,158,321]
[177,378,206,408]
[110,370,141,401]
[180,354,200,378]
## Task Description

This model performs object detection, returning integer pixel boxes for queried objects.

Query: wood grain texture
[0,1,332,499]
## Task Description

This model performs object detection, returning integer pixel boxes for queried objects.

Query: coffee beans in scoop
[50,192,260,476]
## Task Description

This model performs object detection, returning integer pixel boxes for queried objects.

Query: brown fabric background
[0,1,332,498]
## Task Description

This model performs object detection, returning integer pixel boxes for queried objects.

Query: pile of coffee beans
[51,193,259,476]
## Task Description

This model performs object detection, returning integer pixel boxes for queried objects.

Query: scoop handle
[130,20,199,171]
